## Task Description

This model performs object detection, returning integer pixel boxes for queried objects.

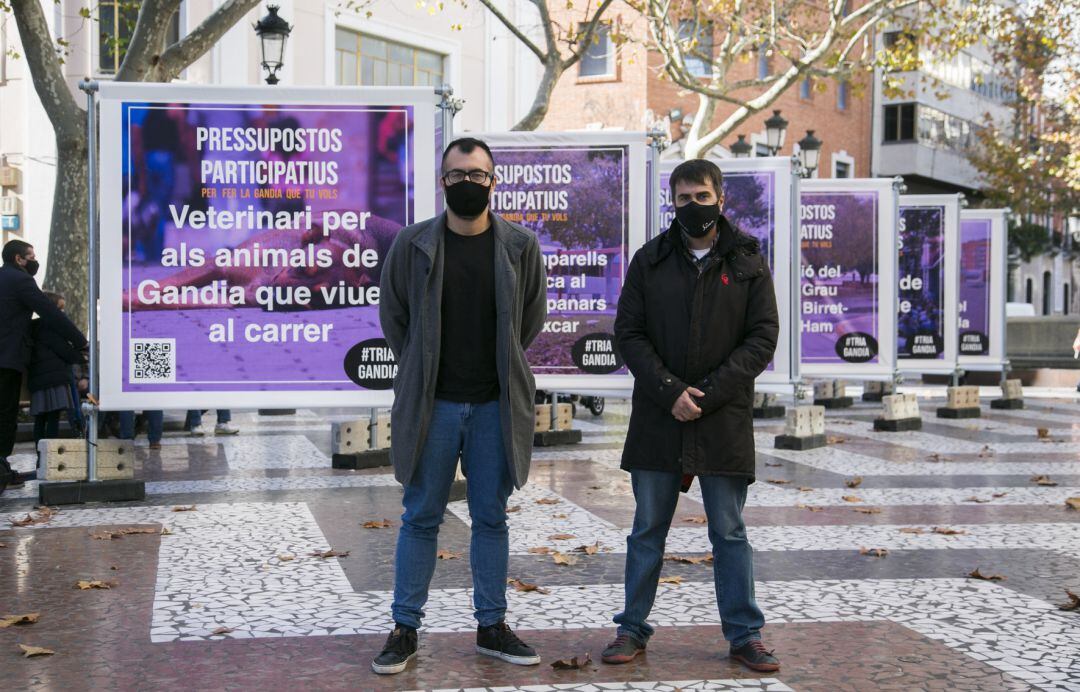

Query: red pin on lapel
[721,273,730,285]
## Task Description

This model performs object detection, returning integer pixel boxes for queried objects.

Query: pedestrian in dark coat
[28,292,86,445]
[601,159,781,674]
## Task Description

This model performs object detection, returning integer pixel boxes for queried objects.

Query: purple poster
[897,206,945,359]
[489,145,629,375]
[959,218,992,355]
[800,192,880,364]
[119,102,414,393]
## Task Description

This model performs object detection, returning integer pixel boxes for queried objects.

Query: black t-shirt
[435,225,500,403]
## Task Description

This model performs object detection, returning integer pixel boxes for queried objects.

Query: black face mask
[675,201,720,238]
[444,180,491,219]
[23,259,40,277]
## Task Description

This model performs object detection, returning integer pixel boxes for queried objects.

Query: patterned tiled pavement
[2,393,1080,691]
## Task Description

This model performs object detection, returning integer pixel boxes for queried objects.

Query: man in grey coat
[373,137,547,675]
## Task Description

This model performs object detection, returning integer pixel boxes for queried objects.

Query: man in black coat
[0,240,88,488]
[602,160,780,671]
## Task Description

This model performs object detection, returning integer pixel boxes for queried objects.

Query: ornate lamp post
[764,109,789,155]
[254,5,292,85]
[730,134,753,158]
[797,130,823,178]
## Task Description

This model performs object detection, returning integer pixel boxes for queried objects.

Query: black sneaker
[601,632,646,664]
[730,639,780,672]
[371,624,418,675]
[476,621,541,666]
[1,458,24,488]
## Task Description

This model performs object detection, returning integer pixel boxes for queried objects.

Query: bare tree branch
[9,0,84,142]
[477,0,547,63]
[153,0,263,81]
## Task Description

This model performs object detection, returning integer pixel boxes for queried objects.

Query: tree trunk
[512,60,562,131]
[43,133,90,331]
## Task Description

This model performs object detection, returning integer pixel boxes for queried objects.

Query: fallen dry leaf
[362,519,392,529]
[764,461,782,467]
[1031,474,1058,487]
[796,504,825,512]
[551,653,591,670]
[548,534,576,541]
[977,445,994,458]
[845,476,863,489]
[75,580,115,590]
[210,627,234,636]
[527,546,553,555]
[0,613,39,628]
[965,496,990,504]
[160,527,172,536]
[842,495,863,503]
[933,527,967,536]
[899,528,925,534]
[506,505,521,513]
[1057,589,1080,611]
[926,453,944,462]
[859,547,888,558]
[91,532,116,540]
[827,435,847,444]
[992,492,1009,499]
[277,554,295,561]
[9,515,35,527]
[0,543,6,548]
[852,507,882,514]
[1067,497,1080,511]
[309,549,350,559]
[683,515,708,524]
[1037,427,1050,439]
[507,578,549,594]
[968,568,1005,581]
[552,552,578,566]
[798,486,814,492]
[658,576,684,584]
[552,513,568,519]
[436,549,461,560]
[664,554,712,565]
[766,478,791,485]
[171,505,197,512]
[535,498,561,505]
[19,644,55,658]
[572,542,600,555]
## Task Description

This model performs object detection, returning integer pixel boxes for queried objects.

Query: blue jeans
[615,470,765,648]
[119,410,163,443]
[391,399,514,629]
[185,409,231,428]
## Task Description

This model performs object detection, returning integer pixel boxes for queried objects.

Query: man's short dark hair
[669,159,724,199]
[442,137,495,172]
[2,239,32,265]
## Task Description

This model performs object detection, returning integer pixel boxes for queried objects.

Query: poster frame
[798,177,900,380]
[957,208,1009,372]
[896,193,962,375]
[476,130,649,392]
[96,82,441,410]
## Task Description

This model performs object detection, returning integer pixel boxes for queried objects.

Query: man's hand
[672,387,705,422]
[1072,327,1080,354]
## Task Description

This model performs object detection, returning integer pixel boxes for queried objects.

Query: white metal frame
[896,194,961,375]
[97,82,440,409]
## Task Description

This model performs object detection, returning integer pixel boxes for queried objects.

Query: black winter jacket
[28,319,85,392]
[0,263,87,372]
[614,216,779,480]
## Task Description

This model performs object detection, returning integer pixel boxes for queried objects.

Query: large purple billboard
[959,218,992,356]
[488,143,630,376]
[800,191,881,365]
[98,85,440,408]
[897,206,945,359]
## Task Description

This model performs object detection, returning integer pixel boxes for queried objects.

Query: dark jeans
[119,410,163,443]
[614,469,765,648]
[185,409,231,428]
[33,411,60,445]
[391,399,514,629]
[0,368,21,459]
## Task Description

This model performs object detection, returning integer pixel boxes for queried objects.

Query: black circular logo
[343,338,397,389]
[835,331,878,363]
[905,330,943,358]
[571,333,624,374]
[959,330,989,355]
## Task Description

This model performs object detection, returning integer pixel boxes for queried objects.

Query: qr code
[130,339,176,383]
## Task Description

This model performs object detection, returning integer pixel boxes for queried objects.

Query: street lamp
[730,135,753,158]
[797,129,823,178]
[254,5,292,85]
[764,109,788,155]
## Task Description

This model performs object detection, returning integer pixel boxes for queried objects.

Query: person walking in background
[119,410,165,450]
[0,240,88,490]
[185,409,238,436]
[603,159,781,672]
[372,137,547,675]
[28,292,86,450]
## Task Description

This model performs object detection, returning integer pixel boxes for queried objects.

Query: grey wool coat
[378,212,547,489]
